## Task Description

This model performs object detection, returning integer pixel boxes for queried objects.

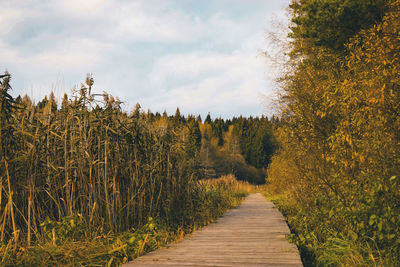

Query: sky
[0,0,290,119]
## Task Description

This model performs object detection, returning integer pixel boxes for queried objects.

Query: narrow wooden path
[124,193,303,267]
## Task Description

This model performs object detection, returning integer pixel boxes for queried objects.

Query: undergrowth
[263,191,400,267]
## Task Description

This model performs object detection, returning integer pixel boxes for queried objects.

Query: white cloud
[57,0,111,15]
[1,0,290,118]
[139,47,274,118]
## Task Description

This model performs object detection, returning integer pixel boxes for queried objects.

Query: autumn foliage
[267,0,400,265]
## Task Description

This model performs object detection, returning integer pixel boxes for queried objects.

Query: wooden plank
[123,193,303,266]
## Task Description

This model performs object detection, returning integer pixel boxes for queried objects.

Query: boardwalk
[124,193,303,267]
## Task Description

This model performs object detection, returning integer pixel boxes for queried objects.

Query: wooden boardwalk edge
[123,193,303,266]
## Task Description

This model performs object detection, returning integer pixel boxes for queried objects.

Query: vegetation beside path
[265,0,400,266]
[1,175,250,266]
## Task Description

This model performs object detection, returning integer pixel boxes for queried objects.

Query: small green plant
[40,214,86,243]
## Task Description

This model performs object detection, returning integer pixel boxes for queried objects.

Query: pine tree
[173,107,183,126]
[205,113,212,124]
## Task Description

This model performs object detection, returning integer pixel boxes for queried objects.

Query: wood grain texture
[123,193,303,267]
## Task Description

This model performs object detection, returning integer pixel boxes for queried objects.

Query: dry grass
[199,174,254,193]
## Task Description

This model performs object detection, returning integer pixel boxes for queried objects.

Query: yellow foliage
[266,1,400,265]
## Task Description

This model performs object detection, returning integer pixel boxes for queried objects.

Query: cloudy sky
[0,0,289,119]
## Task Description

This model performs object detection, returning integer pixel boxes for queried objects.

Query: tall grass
[1,174,249,266]
[0,76,198,247]
[0,74,252,265]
